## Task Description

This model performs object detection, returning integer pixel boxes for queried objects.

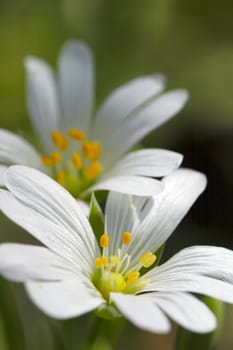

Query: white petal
[128,169,207,266]
[0,165,7,186]
[25,58,60,152]
[76,199,90,217]
[0,243,72,282]
[0,129,41,167]
[145,274,233,304]
[111,293,170,334]
[93,75,165,140]
[101,90,189,165]
[2,166,99,271]
[105,149,183,178]
[105,192,139,256]
[87,175,164,197]
[150,246,233,284]
[151,292,216,333]
[26,280,104,319]
[58,40,94,133]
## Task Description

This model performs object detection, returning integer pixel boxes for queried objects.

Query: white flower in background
[0,40,188,197]
[1,166,233,334]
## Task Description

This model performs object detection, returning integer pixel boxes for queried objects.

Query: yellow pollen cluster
[41,128,103,189]
[139,251,156,268]
[122,231,132,245]
[42,152,62,167]
[85,161,102,180]
[95,256,108,268]
[52,130,68,150]
[127,271,140,285]
[100,233,109,248]
[72,153,82,170]
[68,128,86,141]
[56,169,65,186]
[82,141,101,161]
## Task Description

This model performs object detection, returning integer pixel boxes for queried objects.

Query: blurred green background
[0,0,232,349]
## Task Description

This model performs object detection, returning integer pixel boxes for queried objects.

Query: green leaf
[155,243,165,265]
[88,193,104,241]
[175,297,225,350]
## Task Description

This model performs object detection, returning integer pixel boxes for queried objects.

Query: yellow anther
[100,233,109,248]
[95,256,109,269]
[127,271,140,285]
[72,152,82,170]
[95,257,102,269]
[82,141,101,160]
[139,252,156,268]
[52,130,68,150]
[122,231,132,245]
[68,128,86,141]
[101,256,109,267]
[84,161,102,180]
[41,155,53,167]
[56,169,65,186]
[110,256,121,266]
[51,152,61,165]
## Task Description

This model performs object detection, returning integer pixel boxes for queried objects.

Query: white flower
[0,40,188,197]
[1,165,233,334]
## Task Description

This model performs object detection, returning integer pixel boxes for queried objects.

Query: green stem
[83,315,125,350]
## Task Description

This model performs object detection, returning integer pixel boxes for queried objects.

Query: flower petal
[58,40,94,133]
[0,243,72,282]
[105,149,183,178]
[93,75,165,140]
[1,166,99,271]
[145,274,233,304]
[25,58,60,152]
[144,246,233,304]
[87,175,163,197]
[0,165,7,186]
[0,129,41,167]
[101,89,189,166]
[105,192,139,256]
[149,246,233,284]
[151,292,216,333]
[111,293,170,334]
[128,169,207,265]
[26,280,104,319]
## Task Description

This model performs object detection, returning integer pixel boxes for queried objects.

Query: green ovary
[94,272,127,301]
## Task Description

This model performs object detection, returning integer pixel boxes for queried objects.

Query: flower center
[92,232,156,302]
[41,129,103,196]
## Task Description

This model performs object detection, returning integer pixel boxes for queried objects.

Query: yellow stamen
[41,155,53,167]
[95,256,109,268]
[122,231,132,245]
[51,152,61,165]
[82,141,101,160]
[101,256,109,267]
[85,161,102,180]
[100,233,109,248]
[68,128,86,141]
[139,252,156,268]
[95,257,102,269]
[56,169,65,186]
[127,271,140,285]
[52,130,68,150]
[110,255,121,266]
[72,152,82,170]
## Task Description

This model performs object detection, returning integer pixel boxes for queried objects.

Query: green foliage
[88,193,105,241]
[176,297,225,350]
